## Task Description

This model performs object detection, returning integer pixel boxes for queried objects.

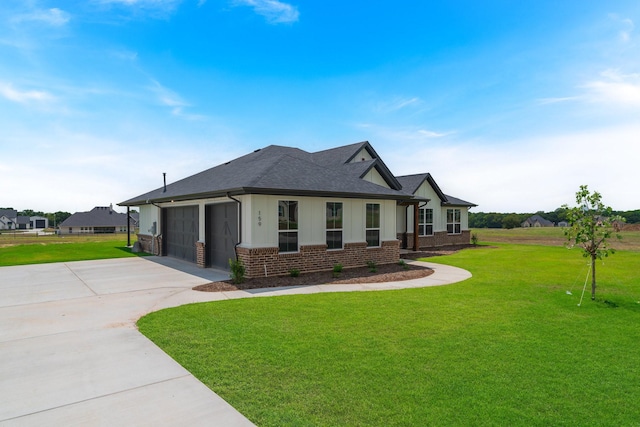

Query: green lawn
[0,235,145,266]
[138,244,640,426]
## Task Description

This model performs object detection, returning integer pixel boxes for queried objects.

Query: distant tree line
[470,208,640,229]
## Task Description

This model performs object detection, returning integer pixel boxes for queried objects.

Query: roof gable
[396,173,477,207]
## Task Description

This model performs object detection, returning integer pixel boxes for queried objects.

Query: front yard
[138,243,640,426]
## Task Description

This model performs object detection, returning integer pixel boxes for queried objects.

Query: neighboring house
[119,141,476,277]
[30,216,49,229]
[0,211,49,230]
[522,214,554,228]
[59,205,138,234]
[0,209,17,230]
[557,221,569,227]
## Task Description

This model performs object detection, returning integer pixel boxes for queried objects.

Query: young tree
[563,185,624,300]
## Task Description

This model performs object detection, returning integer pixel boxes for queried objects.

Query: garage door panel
[206,203,238,270]
[164,206,199,263]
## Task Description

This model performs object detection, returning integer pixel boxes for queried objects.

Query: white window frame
[447,208,461,234]
[419,207,434,236]
[365,203,380,247]
[278,200,299,253]
[326,201,343,250]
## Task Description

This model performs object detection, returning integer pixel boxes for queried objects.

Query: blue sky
[1,0,639,214]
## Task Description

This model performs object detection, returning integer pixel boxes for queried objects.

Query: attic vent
[361,158,365,161]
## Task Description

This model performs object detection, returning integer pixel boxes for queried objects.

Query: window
[326,202,343,250]
[278,200,298,252]
[447,208,461,234]
[419,208,433,236]
[365,203,380,247]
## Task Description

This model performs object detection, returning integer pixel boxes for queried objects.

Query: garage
[35,219,46,228]
[206,203,238,269]
[163,206,199,263]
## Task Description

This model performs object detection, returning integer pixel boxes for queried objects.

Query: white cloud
[147,79,204,120]
[0,82,53,103]
[357,123,453,141]
[233,0,299,24]
[582,69,640,107]
[0,126,244,213]
[374,96,422,113]
[609,14,634,43]
[368,124,640,213]
[13,8,71,26]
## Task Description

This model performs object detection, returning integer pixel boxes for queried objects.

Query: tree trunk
[591,254,597,300]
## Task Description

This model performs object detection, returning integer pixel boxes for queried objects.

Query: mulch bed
[193,262,434,293]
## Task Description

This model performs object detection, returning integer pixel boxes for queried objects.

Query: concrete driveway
[0,257,255,426]
[0,256,471,426]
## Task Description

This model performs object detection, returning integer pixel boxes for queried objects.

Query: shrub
[333,263,343,273]
[229,258,245,284]
[289,268,300,277]
[398,259,410,270]
[471,233,478,246]
[366,260,377,273]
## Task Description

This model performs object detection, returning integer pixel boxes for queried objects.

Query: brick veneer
[137,233,163,256]
[397,230,471,249]
[196,241,206,268]
[236,240,400,278]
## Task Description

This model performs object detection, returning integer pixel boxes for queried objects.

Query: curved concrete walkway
[0,256,471,426]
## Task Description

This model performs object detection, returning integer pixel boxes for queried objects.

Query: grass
[0,233,145,266]
[138,243,640,426]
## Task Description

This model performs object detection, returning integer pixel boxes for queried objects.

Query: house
[0,211,49,230]
[119,141,476,277]
[522,214,554,228]
[59,205,138,234]
[0,209,17,230]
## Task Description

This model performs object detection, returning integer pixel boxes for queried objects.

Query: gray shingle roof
[60,207,131,227]
[120,143,414,206]
[0,209,17,218]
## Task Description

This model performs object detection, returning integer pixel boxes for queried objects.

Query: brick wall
[137,233,162,255]
[397,230,471,249]
[196,241,206,268]
[237,240,400,278]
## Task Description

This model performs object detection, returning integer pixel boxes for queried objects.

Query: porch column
[413,202,419,251]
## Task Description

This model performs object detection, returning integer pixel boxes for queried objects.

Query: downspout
[226,193,242,261]
[404,205,410,249]
[127,206,131,247]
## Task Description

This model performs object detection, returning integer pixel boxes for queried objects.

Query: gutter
[226,192,242,261]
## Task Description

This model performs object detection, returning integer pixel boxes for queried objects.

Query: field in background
[0,232,142,266]
[472,227,640,251]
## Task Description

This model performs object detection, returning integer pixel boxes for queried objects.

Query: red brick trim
[397,230,471,249]
[237,240,400,278]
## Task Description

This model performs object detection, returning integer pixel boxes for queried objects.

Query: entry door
[206,203,238,269]
[163,206,199,263]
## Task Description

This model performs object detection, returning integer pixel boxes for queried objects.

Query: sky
[1,0,639,214]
